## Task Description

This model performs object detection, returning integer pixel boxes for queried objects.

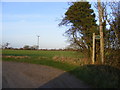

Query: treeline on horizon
[2,47,80,51]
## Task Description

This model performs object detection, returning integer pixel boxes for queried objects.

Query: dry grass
[3,55,30,59]
[52,56,89,65]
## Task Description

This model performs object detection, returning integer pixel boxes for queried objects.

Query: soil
[2,61,91,88]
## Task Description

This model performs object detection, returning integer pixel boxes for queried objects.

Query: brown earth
[2,61,91,88]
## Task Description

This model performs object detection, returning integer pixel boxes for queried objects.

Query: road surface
[2,61,91,88]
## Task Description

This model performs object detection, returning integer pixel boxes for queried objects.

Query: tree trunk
[98,0,104,64]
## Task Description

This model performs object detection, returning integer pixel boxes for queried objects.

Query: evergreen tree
[59,1,98,57]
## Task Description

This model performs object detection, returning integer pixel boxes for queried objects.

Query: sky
[2,2,71,49]
[1,0,117,49]
[0,1,1,86]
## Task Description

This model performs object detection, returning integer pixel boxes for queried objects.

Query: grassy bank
[69,65,120,88]
[2,49,120,88]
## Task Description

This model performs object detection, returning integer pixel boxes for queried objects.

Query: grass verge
[69,65,120,88]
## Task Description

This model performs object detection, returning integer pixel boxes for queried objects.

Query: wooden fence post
[92,33,95,64]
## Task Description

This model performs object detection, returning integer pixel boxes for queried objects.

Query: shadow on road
[39,64,120,88]
[2,61,120,88]
[2,61,90,88]
[39,72,90,88]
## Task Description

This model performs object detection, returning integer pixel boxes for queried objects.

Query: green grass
[2,49,120,88]
[2,50,80,71]
[2,49,84,58]
[69,65,120,88]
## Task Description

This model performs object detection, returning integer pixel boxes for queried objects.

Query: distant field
[2,49,85,66]
[2,49,120,88]
[2,49,84,59]
[2,49,85,71]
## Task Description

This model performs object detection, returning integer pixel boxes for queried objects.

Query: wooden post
[97,0,104,64]
[92,33,95,64]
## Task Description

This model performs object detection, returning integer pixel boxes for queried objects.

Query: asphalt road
[2,61,91,88]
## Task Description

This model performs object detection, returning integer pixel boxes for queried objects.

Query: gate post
[92,33,95,64]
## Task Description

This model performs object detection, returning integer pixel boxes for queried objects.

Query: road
[2,61,91,88]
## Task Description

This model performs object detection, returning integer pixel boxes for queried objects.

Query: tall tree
[93,1,120,49]
[59,1,98,58]
[97,0,104,64]
[109,10,120,49]
[102,1,120,49]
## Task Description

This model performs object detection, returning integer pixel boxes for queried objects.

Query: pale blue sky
[2,2,70,49]
[1,1,112,49]
[0,2,2,48]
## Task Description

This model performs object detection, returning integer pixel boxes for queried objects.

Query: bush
[105,49,120,69]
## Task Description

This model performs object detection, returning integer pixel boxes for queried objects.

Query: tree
[59,1,98,58]
[93,1,120,48]
[23,45,30,50]
[108,1,120,42]
[30,45,38,50]
[110,2,120,48]
[97,0,104,64]
[2,42,10,49]
[23,45,38,50]
[94,1,120,67]
[109,12,120,49]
